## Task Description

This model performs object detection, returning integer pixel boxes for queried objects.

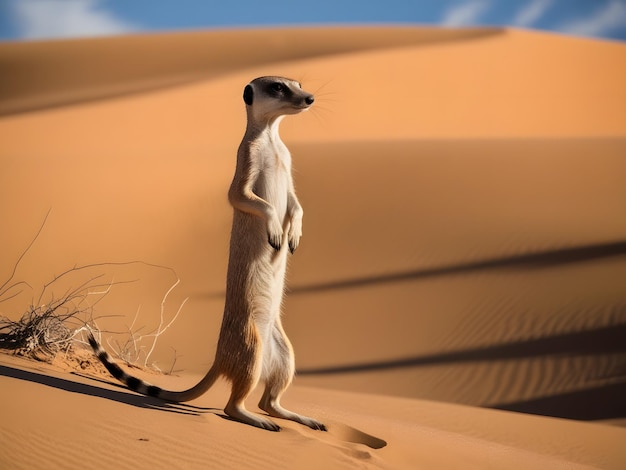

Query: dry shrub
[0,211,186,374]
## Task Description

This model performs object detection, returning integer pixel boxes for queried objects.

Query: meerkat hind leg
[223,331,281,432]
[225,376,281,432]
[258,328,327,431]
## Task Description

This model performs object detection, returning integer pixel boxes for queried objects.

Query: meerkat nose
[305,96,314,105]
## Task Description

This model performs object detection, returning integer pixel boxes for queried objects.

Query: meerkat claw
[268,235,281,251]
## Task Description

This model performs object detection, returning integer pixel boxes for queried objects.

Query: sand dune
[1,26,625,469]
[0,27,499,116]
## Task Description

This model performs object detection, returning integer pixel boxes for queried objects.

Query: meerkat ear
[243,85,254,105]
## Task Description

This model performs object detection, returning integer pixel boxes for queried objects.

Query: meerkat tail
[87,333,219,402]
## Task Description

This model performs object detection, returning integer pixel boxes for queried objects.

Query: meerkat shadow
[0,364,219,417]
[72,370,217,410]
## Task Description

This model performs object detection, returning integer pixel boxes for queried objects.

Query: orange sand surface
[1,26,625,469]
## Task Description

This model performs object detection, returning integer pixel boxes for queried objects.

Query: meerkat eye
[271,82,285,93]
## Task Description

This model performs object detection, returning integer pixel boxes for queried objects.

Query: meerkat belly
[249,166,290,344]
[223,165,290,345]
[256,166,290,225]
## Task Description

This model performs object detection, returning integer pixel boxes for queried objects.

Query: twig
[0,209,50,302]
[143,276,189,367]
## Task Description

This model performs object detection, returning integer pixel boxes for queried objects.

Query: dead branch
[0,209,50,302]
[143,276,189,367]
[1,212,186,374]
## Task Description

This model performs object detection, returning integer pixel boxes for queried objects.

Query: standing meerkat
[88,76,325,432]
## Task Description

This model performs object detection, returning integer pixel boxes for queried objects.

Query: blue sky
[1,0,625,42]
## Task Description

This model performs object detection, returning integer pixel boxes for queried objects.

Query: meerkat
[88,76,325,432]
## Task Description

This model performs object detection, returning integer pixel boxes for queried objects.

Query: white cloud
[441,0,490,27]
[559,0,626,37]
[10,0,137,40]
[513,0,553,27]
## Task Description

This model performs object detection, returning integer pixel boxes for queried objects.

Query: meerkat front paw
[287,218,302,254]
[267,215,284,251]
[288,237,300,254]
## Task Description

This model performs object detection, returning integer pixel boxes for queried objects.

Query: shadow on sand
[290,240,626,294]
[292,240,626,421]
[297,323,626,374]
[297,322,626,422]
[494,381,626,421]
[0,364,215,416]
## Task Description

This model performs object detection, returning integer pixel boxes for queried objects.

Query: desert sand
[1,26,625,469]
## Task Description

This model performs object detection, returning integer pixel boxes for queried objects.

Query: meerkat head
[243,76,314,121]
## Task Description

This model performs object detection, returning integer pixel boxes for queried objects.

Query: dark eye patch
[271,82,284,93]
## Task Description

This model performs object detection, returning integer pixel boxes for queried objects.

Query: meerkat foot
[225,403,281,432]
[296,415,327,431]
[260,401,326,431]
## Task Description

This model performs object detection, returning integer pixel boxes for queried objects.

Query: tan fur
[89,76,324,432]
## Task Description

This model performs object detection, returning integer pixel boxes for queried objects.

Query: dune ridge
[0,26,501,116]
